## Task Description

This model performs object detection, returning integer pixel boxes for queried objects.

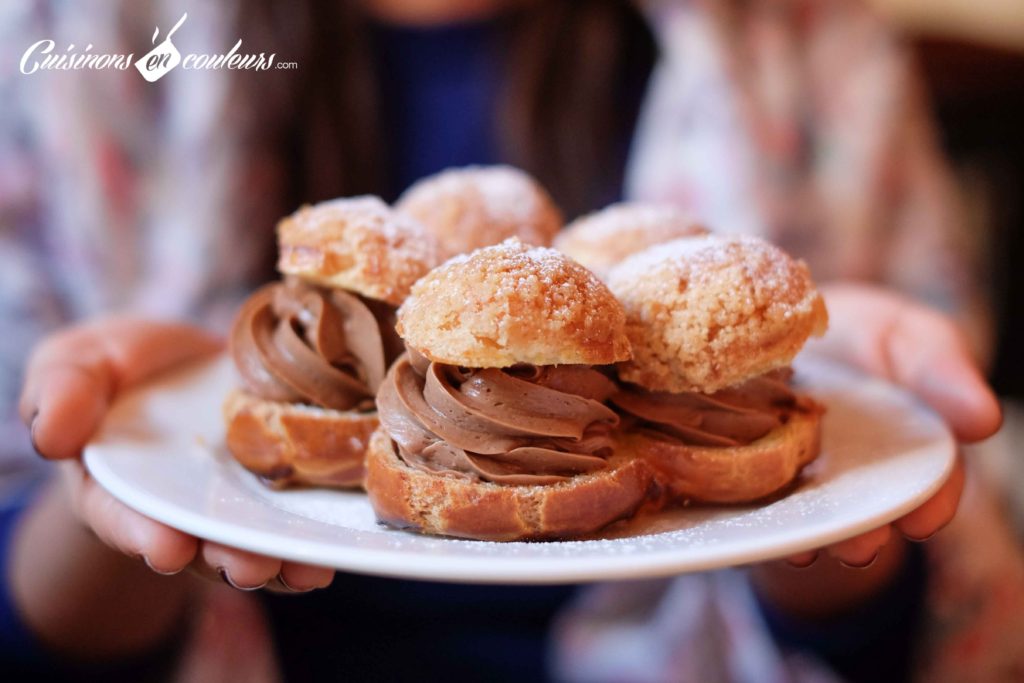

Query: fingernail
[143,555,183,576]
[840,552,879,569]
[217,566,267,592]
[277,572,314,593]
[788,551,819,569]
[29,410,43,457]
[905,531,936,543]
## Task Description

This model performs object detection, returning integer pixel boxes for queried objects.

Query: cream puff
[396,165,563,259]
[365,238,656,541]
[554,202,708,279]
[224,196,440,488]
[606,234,828,503]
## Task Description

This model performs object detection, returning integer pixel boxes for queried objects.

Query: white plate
[84,354,954,584]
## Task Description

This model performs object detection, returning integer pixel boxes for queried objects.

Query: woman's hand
[19,317,335,592]
[785,283,1002,568]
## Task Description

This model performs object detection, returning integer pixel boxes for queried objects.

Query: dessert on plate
[606,234,828,503]
[224,196,440,488]
[396,165,563,259]
[365,238,657,541]
[219,166,830,539]
[554,201,708,279]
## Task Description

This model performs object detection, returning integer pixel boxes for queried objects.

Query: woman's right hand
[19,317,335,592]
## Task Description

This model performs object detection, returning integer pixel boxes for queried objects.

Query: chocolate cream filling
[230,278,402,411]
[376,349,621,485]
[610,368,816,447]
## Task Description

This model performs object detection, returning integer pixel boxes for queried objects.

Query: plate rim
[85,447,954,584]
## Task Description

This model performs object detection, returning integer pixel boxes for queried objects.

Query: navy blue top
[374,19,505,197]
[0,13,926,683]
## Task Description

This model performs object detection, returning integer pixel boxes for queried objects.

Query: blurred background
[0,1,1022,681]
[877,0,1024,401]
[880,0,1024,529]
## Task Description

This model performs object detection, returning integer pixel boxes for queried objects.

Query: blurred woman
[0,1,1014,681]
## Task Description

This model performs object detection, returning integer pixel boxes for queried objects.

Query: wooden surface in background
[873,0,1024,52]
[914,38,1024,396]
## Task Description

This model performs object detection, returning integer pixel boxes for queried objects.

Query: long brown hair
[232,0,656,257]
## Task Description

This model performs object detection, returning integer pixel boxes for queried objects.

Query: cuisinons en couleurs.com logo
[20,12,297,81]
[136,12,188,82]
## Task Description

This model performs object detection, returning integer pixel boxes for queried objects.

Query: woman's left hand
[783,283,1002,568]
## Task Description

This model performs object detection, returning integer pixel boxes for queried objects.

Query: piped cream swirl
[376,349,620,485]
[610,369,812,447]
[230,278,401,411]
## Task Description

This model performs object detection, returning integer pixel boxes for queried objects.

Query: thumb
[21,317,222,460]
[814,284,1002,443]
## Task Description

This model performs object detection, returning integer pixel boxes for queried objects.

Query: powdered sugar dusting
[554,202,709,278]
[407,238,612,314]
[405,166,541,224]
[397,238,630,367]
[609,235,816,308]
[472,166,542,224]
[563,202,705,242]
[396,166,562,257]
[292,195,432,254]
[277,195,441,304]
[608,234,828,393]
